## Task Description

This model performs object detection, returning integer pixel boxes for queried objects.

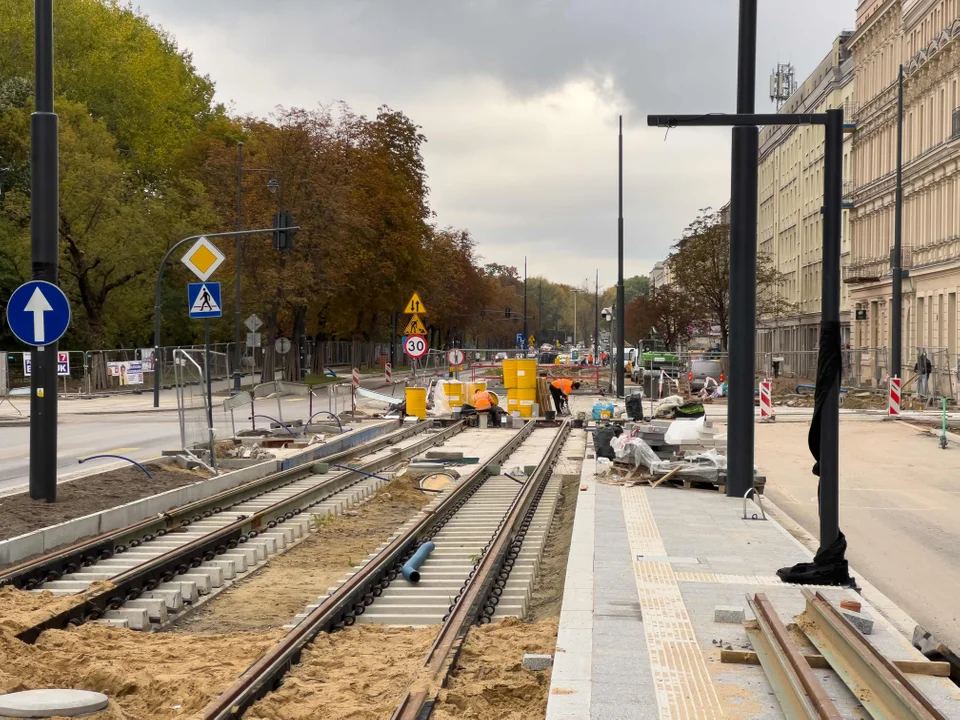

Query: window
[952,107,960,138]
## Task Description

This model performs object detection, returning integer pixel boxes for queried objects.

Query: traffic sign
[404,335,428,359]
[447,348,465,366]
[245,313,263,332]
[403,314,427,335]
[181,236,226,281]
[403,292,427,315]
[6,281,71,346]
[187,282,222,319]
[516,333,526,348]
[275,337,292,355]
[528,335,536,346]
[24,351,70,376]
[246,332,261,348]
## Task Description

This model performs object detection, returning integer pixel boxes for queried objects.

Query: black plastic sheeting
[593,423,623,460]
[777,320,853,587]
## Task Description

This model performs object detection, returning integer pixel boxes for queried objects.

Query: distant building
[649,260,672,289]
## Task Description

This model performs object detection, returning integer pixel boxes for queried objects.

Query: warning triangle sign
[190,284,221,314]
[403,292,427,315]
[404,314,427,335]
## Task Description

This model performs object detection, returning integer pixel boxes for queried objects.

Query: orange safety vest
[473,390,493,410]
[551,379,573,395]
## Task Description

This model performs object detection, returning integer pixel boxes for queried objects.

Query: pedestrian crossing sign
[188,282,222,319]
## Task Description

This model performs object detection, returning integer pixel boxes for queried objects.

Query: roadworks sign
[404,314,427,335]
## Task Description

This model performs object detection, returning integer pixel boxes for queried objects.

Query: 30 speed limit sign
[447,348,465,366]
[404,334,428,359]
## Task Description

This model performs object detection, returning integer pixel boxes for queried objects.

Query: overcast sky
[136,0,853,287]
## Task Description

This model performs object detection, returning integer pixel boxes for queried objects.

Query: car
[689,359,723,392]
[494,352,508,361]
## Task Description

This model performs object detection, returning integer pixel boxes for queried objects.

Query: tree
[625,285,700,350]
[623,275,650,304]
[668,208,793,350]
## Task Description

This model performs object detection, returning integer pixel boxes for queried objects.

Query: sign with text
[23,351,70,377]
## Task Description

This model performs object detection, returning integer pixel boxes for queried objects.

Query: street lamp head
[266,178,279,194]
[601,307,613,322]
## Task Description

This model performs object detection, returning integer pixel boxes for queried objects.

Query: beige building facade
[756,35,857,361]
[847,0,960,390]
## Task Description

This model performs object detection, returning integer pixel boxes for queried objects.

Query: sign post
[402,292,428,378]
[6,280,71,501]
[187,281,222,430]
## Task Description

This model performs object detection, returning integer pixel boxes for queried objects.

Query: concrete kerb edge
[759,493,920,640]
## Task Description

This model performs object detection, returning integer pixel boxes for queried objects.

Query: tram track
[4,419,467,642]
[197,419,571,720]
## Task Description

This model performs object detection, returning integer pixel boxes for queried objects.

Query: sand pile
[0,582,115,635]
[0,623,280,719]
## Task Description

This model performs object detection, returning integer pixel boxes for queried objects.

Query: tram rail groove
[198,421,555,720]
[0,420,431,593]
[14,420,467,644]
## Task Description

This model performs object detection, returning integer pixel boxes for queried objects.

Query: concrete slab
[0,689,109,717]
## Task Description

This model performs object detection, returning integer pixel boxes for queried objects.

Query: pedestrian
[549,378,581,415]
[468,388,504,427]
[915,350,932,396]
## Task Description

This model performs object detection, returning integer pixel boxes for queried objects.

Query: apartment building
[649,260,672,289]
[847,0,960,384]
[756,34,857,359]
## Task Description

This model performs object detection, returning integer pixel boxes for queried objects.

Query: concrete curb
[759,493,920,640]
[0,420,397,566]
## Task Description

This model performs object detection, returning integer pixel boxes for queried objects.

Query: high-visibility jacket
[551,379,573,395]
[472,390,494,410]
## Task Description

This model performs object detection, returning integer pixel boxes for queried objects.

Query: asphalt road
[755,418,960,654]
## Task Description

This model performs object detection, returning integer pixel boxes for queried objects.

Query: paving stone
[842,608,874,635]
[714,605,746,623]
[522,653,553,671]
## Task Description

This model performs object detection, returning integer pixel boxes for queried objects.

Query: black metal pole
[523,256,528,349]
[891,65,904,381]
[726,0,759,498]
[233,142,243,393]
[391,311,397,367]
[538,281,542,341]
[594,269,599,362]
[205,319,214,431]
[818,109,844,550]
[29,0,59,502]
[616,116,625,397]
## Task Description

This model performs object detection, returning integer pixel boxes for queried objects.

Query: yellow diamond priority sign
[181,237,226,282]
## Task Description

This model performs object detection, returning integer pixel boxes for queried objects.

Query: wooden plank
[721,649,950,677]
[650,466,681,489]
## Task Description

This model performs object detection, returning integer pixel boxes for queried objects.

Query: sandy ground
[526,473,580,622]
[0,583,113,635]
[0,624,280,719]
[242,624,438,719]
[755,418,960,652]
[433,617,559,720]
[169,473,435,633]
[0,463,208,541]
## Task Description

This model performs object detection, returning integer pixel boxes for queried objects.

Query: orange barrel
[405,387,427,419]
[516,359,537,389]
[503,358,518,388]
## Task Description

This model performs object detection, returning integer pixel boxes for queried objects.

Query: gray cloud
[137,0,853,284]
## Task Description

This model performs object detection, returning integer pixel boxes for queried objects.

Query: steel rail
[391,420,571,720]
[1,420,428,592]
[15,421,465,643]
[744,593,841,720]
[799,590,947,720]
[198,421,539,720]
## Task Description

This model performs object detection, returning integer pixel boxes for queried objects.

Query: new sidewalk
[547,452,960,719]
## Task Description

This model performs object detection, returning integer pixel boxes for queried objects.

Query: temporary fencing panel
[173,349,222,473]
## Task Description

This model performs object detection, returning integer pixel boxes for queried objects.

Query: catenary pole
[726,0,759,498]
[29,0,60,502]
[616,116,625,397]
[233,142,244,393]
[891,65,904,381]
[594,270,599,361]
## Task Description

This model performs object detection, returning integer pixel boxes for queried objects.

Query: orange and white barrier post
[888,377,901,416]
[385,362,392,384]
[759,379,774,421]
[352,367,360,413]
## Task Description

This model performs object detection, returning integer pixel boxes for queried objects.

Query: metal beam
[648,113,829,127]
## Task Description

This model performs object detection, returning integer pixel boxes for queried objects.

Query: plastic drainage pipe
[305,411,344,433]
[77,455,152,478]
[402,541,436,583]
[248,415,297,437]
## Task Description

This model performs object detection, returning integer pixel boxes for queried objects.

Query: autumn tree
[668,208,793,350]
[624,285,700,349]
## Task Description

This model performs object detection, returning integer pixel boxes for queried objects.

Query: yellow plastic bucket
[442,380,464,408]
[503,359,518,389]
[405,387,427,419]
[516,359,537,389]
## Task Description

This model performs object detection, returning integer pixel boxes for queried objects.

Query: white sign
[246,332,262,348]
[180,236,226,281]
[245,314,263,332]
[275,337,292,355]
[106,360,143,385]
[23,351,70,377]
[447,348,465,366]
[139,348,156,372]
[404,335,428,359]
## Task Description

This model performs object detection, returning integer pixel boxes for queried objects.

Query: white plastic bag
[663,416,706,445]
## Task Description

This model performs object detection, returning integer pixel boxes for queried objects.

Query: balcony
[842,246,913,284]
[842,180,856,208]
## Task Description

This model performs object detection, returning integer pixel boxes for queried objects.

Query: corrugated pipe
[402,541,435,583]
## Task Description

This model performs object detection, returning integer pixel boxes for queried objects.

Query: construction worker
[549,378,581,415]
[469,388,504,427]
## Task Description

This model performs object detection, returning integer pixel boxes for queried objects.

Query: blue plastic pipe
[77,455,152,478]
[402,541,435,583]
[306,411,344,433]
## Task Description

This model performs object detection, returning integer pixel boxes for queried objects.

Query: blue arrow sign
[6,281,71,346]
[188,282,222,319]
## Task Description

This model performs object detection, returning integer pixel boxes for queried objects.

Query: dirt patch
[0,583,113,635]
[168,474,435,633]
[0,463,209,541]
[0,624,280,719]
[243,624,437,720]
[526,473,580,622]
[433,616,559,720]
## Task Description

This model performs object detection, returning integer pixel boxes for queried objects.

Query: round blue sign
[6,280,71,346]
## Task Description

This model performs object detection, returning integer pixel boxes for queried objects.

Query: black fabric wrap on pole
[777,319,852,586]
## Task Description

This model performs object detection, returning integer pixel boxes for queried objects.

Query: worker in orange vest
[549,378,581,415]
[469,388,504,427]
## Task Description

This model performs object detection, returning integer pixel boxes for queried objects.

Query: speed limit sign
[404,334,428,359]
[447,348,465,366]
